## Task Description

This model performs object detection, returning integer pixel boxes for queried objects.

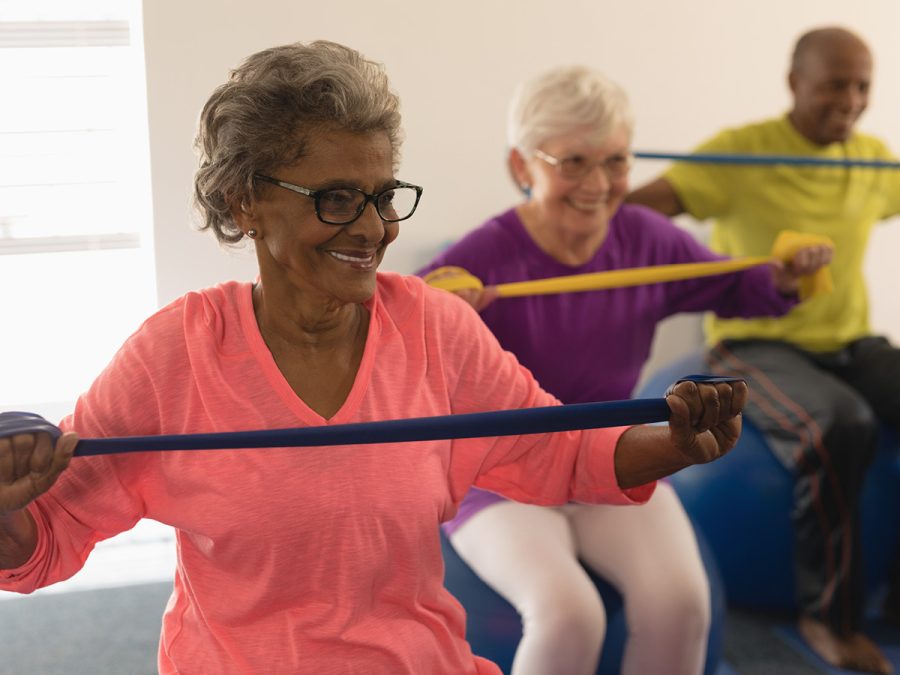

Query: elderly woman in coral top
[0,42,748,674]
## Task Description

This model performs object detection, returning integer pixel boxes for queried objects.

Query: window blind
[0,18,143,255]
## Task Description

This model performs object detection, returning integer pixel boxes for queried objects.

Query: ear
[230,198,257,233]
[507,148,532,192]
[787,70,798,96]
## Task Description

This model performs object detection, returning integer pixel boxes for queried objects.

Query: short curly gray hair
[193,40,403,245]
[507,65,634,156]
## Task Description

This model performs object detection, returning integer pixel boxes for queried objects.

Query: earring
[247,228,258,239]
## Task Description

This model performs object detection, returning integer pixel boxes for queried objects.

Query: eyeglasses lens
[319,186,418,224]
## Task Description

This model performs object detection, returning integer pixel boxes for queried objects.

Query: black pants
[706,336,900,634]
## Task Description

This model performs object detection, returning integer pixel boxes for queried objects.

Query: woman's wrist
[0,509,37,570]
[614,425,690,489]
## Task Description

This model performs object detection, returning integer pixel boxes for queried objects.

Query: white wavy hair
[507,65,634,155]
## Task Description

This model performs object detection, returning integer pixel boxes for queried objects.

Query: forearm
[614,425,692,489]
[0,509,38,570]
[625,178,686,217]
[716,264,798,318]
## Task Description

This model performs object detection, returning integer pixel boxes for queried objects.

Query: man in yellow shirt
[628,27,900,675]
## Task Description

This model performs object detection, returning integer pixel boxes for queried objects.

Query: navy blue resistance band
[634,151,900,170]
[0,376,739,457]
[1,400,667,457]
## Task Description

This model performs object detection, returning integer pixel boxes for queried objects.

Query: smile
[567,198,607,212]
[328,250,377,268]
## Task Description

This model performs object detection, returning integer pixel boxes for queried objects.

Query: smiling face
[788,33,872,146]
[517,124,631,243]
[238,127,400,307]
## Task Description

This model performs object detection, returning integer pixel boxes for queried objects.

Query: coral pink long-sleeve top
[1,274,652,674]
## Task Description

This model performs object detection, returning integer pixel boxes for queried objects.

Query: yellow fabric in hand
[770,230,834,300]
[423,266,487,292]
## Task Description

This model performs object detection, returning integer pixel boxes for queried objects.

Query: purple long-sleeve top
[418,204,797,532]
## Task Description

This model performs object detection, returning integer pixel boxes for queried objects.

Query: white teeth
[329,251,374,264]
[570,200,604,211]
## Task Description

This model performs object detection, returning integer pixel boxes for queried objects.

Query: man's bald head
[791,27,871,75]
[788,27,873,145]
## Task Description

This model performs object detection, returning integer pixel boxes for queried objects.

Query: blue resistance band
[634,151,900,170]
[0,400,666,457]
[0,377,738,457]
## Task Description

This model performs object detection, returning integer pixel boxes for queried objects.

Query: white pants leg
[451,500,606,675]
[449,482,709,675]
[572,482,711,675]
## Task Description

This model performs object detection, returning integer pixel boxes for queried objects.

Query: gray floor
[723,609,822,674]
[0,583,872,674]
[0,583,169,675]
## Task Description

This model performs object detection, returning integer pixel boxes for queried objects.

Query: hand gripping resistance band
[634,151,900,170]
[0,376,740,457]
[425,230,833,301]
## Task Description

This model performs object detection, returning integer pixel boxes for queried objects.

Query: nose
[837,85,867,112]
[849,88,867,111]
[580,161,612,190]
[343,200,387,242]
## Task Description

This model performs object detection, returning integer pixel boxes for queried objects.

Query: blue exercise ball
[636,350,900,612]
[441,525,725,675]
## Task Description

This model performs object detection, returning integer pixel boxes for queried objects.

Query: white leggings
[450,482,710,675]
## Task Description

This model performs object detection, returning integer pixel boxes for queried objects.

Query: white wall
[143,0,900,386]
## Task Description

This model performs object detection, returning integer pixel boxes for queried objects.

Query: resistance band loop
[634,151,900,170]
[0,375,741,457]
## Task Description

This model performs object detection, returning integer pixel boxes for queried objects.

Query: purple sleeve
[623,206,798,320]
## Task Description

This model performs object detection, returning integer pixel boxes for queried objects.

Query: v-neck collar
[237,282,379,425]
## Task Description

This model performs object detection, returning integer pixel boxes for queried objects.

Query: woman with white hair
[420,66,832,675]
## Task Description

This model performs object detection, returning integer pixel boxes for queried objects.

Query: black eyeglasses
[254,174,423,225]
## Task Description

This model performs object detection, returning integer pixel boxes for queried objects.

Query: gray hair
[507,66,634,155]
[193,40,403,245]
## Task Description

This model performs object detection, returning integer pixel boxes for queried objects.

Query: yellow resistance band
[425,230,833,301]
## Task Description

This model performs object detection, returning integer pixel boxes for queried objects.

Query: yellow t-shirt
[666,115,900,352]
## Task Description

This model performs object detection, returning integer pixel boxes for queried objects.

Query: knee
[834,396,878,434]
[626,572,711,642]
[521,589,607,651]
[825,397,879,460]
